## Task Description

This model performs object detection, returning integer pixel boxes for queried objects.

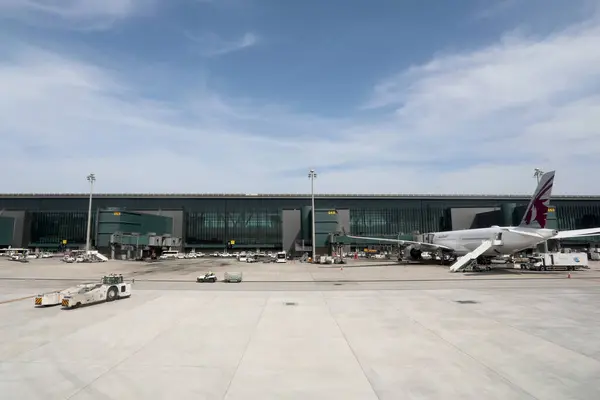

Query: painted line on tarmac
[0,275,596,284]
[132,285,600,293]
[131,276,594,283]
[0,295,35,305]
[0,286,66,306]
[0,277,588,283]
[0,277,94,281]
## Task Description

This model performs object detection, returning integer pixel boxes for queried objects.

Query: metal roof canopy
[0,193,599,200]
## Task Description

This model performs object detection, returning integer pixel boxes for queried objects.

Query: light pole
[85,173,96,253]
[533,168,544,184]
[308,169,317,262]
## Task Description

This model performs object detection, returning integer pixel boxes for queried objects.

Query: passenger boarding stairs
[87,250,109,262]
[449,240,493,272]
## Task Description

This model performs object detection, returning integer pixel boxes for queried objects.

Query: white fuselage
[426,226,557,257]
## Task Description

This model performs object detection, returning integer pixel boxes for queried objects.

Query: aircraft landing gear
[462,259,492,272]
[440,252,457,265]
[476,256,493,265]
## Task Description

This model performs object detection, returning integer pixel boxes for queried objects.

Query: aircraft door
[493,232,503,246]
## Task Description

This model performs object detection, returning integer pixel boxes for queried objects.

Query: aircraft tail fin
[518,170,555,229]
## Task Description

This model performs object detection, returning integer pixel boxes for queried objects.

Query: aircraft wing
[552,227,600,239]
[343,234,454,251]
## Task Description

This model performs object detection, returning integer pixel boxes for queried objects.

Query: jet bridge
[329,232,413,255]
[330,232,416,246]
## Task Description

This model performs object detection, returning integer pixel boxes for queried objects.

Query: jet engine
[403,245,422,261]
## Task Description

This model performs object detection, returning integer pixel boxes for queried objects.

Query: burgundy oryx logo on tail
[522,172,555,229]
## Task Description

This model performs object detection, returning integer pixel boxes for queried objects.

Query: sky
[1,0,600,195]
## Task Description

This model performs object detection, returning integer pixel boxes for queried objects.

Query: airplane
[344,170,600,272]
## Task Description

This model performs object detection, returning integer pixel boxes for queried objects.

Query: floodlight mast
[308,169,317,262]
[533,168,544,184]
[85,173,96,253]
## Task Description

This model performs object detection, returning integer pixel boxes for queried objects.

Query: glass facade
[0,195,598,247]
[29,211,90,246]
[186,209,281,248]
[553,201,600,231]
[349,204,447,236]
[344,198,514,237]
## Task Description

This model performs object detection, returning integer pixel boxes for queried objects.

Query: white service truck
[276,251,287,263]
[61,274,131,309]
[522,252,589,271]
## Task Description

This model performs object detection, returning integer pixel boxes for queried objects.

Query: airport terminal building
[0,193,599,254]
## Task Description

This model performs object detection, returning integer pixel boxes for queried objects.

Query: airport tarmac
[1,259,600,399]
[2,257,600,282]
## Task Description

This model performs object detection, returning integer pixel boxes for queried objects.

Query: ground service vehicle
[224,272,243,283]
[35,284,96,306]
[35,292,63,306]
[196,272,217,282]
[276,251,287,263]
[61,274,131,309]
[522,252,589,271]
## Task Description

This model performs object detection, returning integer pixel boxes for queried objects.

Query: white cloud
[365,24,600,113]
[472,0,518,20]
[0,45,357,194]
[186,32,259,57]
[2,17,600,195]
[355,20,600,194]
[0,0,154,30]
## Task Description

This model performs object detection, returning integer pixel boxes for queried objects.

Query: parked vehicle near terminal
[276,251,287,263]
[159,250,180,260]
[185,251,204,258]
[60,250,108,263]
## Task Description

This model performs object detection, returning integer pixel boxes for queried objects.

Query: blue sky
[1,0,600,194]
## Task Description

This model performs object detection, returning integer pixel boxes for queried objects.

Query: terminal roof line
[1,193,599,200]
